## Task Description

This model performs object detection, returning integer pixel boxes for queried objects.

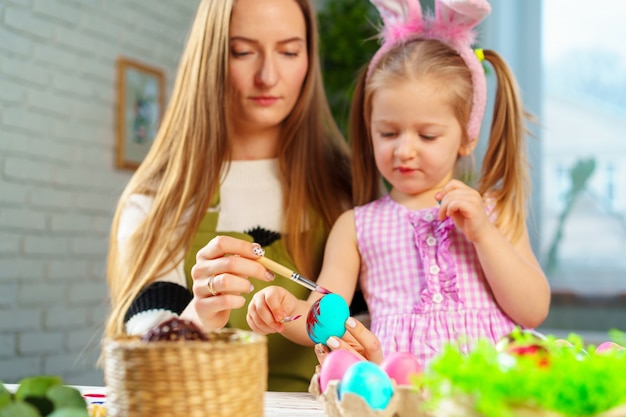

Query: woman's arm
[118,195,192,334]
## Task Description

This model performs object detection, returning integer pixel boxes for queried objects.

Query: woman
[105,0,352,391]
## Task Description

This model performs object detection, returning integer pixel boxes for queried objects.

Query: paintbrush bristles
[315,286,331,295]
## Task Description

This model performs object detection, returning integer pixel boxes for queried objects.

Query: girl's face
[370,78,472,205]
[228,0,309,136]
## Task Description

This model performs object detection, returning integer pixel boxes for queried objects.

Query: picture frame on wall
[115,57,165,170]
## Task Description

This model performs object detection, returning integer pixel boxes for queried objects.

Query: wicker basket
[103,329,267,417]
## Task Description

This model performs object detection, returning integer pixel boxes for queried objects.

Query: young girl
[246,0,550,364]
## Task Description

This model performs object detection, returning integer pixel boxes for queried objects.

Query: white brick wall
[0,0,200,385]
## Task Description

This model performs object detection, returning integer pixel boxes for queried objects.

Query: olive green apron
[183,200,321,392]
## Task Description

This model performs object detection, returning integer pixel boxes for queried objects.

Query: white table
[6,385,326,416]
[264,391,325,416]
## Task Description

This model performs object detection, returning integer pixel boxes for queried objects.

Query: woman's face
[228,0,309,136]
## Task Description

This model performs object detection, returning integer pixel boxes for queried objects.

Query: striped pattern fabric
[354,194,518,365]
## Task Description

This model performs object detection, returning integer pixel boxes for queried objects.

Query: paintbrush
[253,247,331,295]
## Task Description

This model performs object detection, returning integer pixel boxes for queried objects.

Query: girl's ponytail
[478,50,532,242]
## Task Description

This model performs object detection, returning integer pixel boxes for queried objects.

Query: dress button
[424,212,434,222]
[429,265,440,274]
[432,293,444,303]
[426,236,436,246]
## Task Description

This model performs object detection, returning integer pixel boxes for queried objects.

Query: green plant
[416,329,626,417]
[317,0,381,135]
[0,377,88,417]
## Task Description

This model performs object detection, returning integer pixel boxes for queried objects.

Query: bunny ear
[367,0,424,80]
[370,0,422,28]
[436,0,491,30]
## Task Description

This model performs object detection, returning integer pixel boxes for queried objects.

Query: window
[540,0,626,336]
[483,1,626,338]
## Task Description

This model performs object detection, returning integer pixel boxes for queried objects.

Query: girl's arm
[472,221,550,328]
[438,180,550,328]
[247,210,362,345]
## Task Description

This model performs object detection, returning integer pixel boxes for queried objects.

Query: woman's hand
[181,236,275,331]
[314,317,384,365]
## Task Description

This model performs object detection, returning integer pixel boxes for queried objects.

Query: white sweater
[118,159,283,334]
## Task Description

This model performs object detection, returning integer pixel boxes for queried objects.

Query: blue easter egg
[339,361,394,410]
[306,293,350,344]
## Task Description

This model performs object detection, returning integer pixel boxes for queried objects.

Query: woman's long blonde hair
[105,0,351,337]
[350,39,530,242]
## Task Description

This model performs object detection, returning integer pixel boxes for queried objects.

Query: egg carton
[308,372,427,417]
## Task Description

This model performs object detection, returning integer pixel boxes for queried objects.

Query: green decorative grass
[415,329,626,417]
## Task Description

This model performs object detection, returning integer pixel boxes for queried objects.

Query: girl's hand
[314,317,384,365]
[436,179,494,243]
[247,286,299,334]
[181,236,275,331]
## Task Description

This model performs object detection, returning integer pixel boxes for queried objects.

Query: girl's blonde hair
[350,39,530,242]
[105,0,351,337]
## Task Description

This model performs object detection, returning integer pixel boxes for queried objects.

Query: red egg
[506,343,550,367]
[496,329,546,352]
[319,349,363,392]
[380,351,422,385]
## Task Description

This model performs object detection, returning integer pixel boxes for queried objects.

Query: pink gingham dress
[354,194,518,365]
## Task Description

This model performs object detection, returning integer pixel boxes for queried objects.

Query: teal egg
[306,293,350,344]
[339,361,394,410]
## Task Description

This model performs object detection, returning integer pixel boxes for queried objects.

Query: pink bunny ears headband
[367,0,491,140]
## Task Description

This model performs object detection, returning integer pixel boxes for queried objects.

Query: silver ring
[207,275,218,296]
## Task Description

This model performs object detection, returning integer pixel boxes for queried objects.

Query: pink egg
[319,349,362,392]
[380,351,422,385]
[595,341,625,354]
